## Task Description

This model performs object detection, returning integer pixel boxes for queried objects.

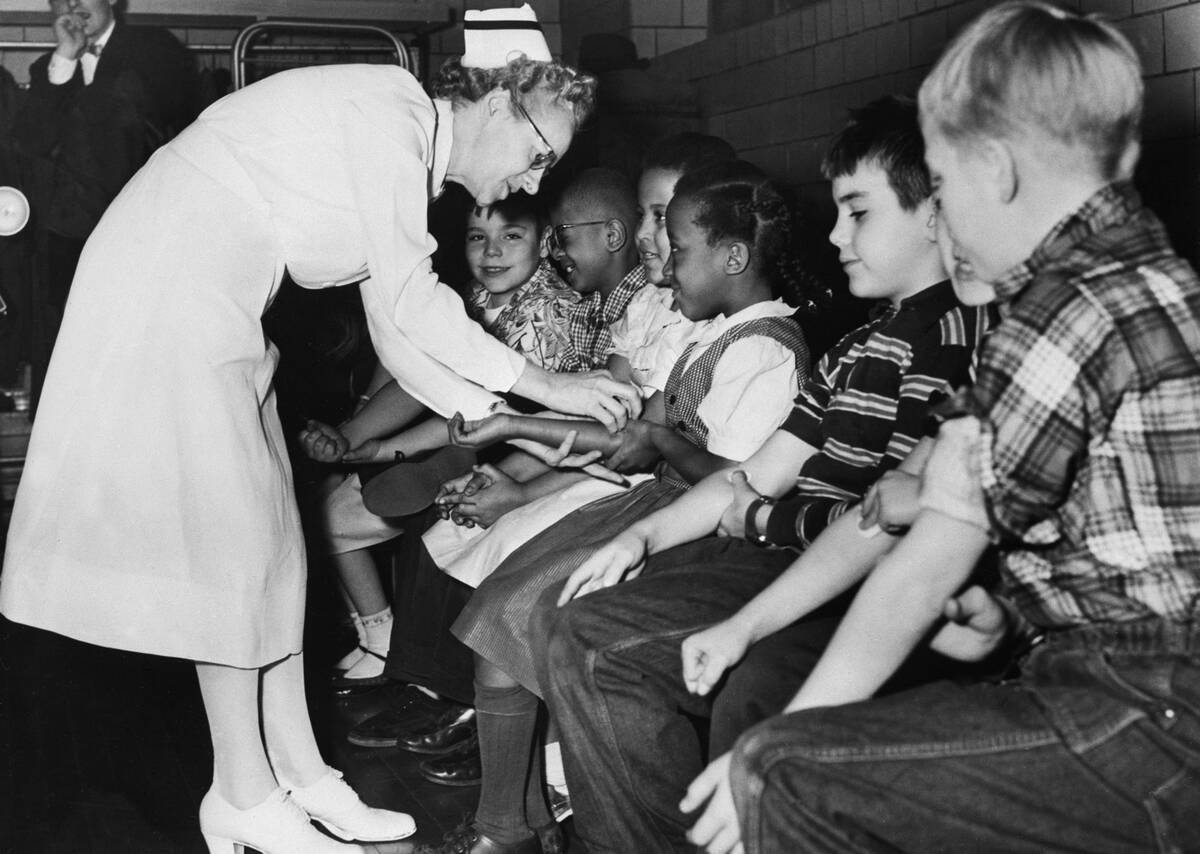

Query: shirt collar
[989,182,1142,304]
[430,98,454,199]
[690,298,794,347]
[90,19,116,52]
[599,263,648,324]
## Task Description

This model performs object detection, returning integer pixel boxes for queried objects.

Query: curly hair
[672,161,831,316]
[432,55,598,130]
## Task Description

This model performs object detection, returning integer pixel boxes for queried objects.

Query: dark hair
[471,192,548,235]
[431,55,597,130]
[556,167,638,227]
[821,95,931,211]
[672,161,830,315]
[641,132,737,178]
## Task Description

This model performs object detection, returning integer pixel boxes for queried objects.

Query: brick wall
[649,0,1200,267]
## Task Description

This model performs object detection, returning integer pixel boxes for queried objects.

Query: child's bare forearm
[784,509,990,712]
[733,510,900,647]
[652,427,733,485]
[502,416,622,456]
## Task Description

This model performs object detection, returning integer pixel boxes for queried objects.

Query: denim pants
[532,536,818,854]
[732,617,1200,854]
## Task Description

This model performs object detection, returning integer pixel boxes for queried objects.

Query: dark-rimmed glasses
[513,98,558,172]
[550,220,606,252]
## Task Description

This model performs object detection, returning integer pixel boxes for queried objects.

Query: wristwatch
[744,496,776,546]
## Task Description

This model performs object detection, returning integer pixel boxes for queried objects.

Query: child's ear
[725,241,750,275]
[979,138,1019,205]
[605,219,629,253]
[538,226,551,259]
[921,198,939,244]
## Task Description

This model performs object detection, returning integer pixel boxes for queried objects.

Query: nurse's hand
[514,365,641,432]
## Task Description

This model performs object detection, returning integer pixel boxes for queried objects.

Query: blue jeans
[732,617,1200,854]
[533,537,800,854]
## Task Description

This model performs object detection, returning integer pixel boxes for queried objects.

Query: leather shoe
[398,704,476,755]
[347,688,457,748]
[415,822,539,854]
[533,821,565,854]
[418,734,480,786]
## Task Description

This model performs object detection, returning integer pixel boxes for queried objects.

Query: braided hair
[671,161,830,315]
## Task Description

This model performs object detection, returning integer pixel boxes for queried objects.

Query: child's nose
[485,240,502,257]
[829,217,848,248]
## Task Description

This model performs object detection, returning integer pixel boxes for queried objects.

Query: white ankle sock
[360,607,392,651]
[343,607,391,680]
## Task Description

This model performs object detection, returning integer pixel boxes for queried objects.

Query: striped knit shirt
[765,280,995,548]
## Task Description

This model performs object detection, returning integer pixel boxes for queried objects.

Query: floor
[0,603,492,854]
[0,472,500,854]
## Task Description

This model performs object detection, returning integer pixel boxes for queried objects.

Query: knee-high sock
[473,680,539,843]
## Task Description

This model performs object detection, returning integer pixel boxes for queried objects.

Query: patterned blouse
[465,260,581,373]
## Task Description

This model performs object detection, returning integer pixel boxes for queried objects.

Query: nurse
[0,6,628,853]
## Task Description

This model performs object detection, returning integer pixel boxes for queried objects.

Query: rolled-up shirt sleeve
[344,97,529,419]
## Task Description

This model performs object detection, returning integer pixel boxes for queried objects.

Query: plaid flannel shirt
[558,264,648,372]
[966,182,1200,629]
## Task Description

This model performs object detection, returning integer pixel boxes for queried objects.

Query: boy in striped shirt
[529,96,994,854]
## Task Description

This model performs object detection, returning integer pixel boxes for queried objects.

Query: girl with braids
[0,7,640,853]
[422,160,815,854]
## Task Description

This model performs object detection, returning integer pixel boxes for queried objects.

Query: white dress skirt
[0,65,529,668]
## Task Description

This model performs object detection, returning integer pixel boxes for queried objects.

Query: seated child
[424,137,737,584]
[346,143,736,770]
[302,192,579,684]
[532,95,995,854]
[347,166,665,717]
[415,161,817,854]
[687,6,1200,853]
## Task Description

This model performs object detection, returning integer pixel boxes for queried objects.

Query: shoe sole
[418,772,482,787]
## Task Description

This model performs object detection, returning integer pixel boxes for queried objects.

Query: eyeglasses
[513,98,558,172]
[549,220,606,252]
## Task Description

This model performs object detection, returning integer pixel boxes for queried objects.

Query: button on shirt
[47,19,114,86]
[965,182,1200,629]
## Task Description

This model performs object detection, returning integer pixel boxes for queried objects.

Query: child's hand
[447,411,514,449]
[342,438,383,464]
[557,529,649,605]
[680,617,752,697]
[603,420,660,473]
[441,464,526,529]
[716,470,762,539]
[929,585,1012,661]
[434,468,493,523]
[299,420,350,463]
[680,752,742,854]
[859,469,921,534]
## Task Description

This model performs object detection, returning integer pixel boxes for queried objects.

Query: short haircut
[556,167,637,226]
[641,132,737,178]
[918,1,1142,181]
[471,193,548,234]
[822,95,930,211]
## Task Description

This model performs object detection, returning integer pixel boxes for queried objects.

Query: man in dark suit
[12,0,199,307]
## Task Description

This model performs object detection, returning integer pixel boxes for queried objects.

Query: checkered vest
[658,315,809,490]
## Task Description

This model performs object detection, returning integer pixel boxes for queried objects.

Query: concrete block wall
[650,0,1200,267]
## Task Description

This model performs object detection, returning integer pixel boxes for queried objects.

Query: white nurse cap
[461,3,552,68]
